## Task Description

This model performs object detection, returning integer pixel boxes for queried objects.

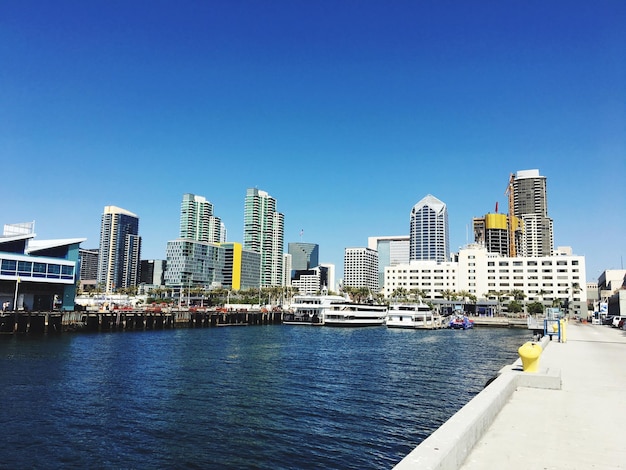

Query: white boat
[283,293,388,327]
[323,297,388,327]
[386,302,441,329]
[282,293,346,325]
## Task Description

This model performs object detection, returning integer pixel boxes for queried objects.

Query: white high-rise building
[409,194,450,263]
[344,247,379,292]
[243,188,285,287]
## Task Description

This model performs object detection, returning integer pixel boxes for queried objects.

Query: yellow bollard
[518,341,542,373]
[560,319,567,343]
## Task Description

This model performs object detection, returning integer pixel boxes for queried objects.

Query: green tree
[507,300,523,315]
[527,301,544,315]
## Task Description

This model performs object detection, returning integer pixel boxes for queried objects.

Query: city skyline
[2,2,624,282]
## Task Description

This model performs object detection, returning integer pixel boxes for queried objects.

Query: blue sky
[1,1,624,282]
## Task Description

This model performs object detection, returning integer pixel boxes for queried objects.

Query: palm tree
[488,290,508,316]
[509,289,526,316]
[537,289,548,304]
[566,282,581,317]
[438,289,456,315]
[391,287,409,302]
[409,288,427,302]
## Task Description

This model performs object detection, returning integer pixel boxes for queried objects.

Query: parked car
[611,316,624,328]
[618,318,626,330]
[602,316,615,325]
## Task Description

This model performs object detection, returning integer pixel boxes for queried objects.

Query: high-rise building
[79,248,99,289]
[243,188,284,287]
[97,206,141,292]
[512,169,554,257]
[319,263,336,293]
[473,213,522,257]
[283,253,292,287]
[409,194,450,262]
[344,247,379,292]
[180,193,223,243]
[140,259,166,286]
[288,242,319,273]
[368,236,410,288]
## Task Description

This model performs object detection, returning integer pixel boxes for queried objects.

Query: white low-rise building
[384,244,587,317]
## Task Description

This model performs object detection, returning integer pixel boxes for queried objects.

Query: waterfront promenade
[395,321,626,469]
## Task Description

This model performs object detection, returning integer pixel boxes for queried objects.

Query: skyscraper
[288,242,319,272]
[243,188,285,287]
[180,193,223,243]
[409,194,449,262]
[512,169,553,257]
[97,206,141,292]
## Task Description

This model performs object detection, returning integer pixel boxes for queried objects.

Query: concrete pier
[394,322,626,469]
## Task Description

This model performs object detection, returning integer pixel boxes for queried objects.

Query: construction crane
[504,173,516,257]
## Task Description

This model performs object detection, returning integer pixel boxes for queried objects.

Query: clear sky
[1,1,624,283]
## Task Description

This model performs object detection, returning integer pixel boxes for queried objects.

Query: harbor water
[0,325,529,469]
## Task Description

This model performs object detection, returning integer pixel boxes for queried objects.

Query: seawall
[393,335,559,470]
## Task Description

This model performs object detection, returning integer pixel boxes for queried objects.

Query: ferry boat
[323,298,388,327]
[282,293,346,326]
[386,302,441,329]
[283,292,388,327]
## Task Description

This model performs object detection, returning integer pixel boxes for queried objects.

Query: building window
[33,263,46,277]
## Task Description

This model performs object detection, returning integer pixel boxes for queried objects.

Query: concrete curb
[393,335,561,470]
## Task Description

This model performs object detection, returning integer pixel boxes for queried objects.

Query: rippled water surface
[1,326,529,469]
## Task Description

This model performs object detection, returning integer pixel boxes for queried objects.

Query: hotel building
[384,244,587,317]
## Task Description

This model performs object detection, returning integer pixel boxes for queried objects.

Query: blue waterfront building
[0,222,85,311]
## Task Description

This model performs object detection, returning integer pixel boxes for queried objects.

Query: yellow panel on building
[485,213,508,230]
[231,243,242,291]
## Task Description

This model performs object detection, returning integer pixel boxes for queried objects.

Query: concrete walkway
[460,322,626,470]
